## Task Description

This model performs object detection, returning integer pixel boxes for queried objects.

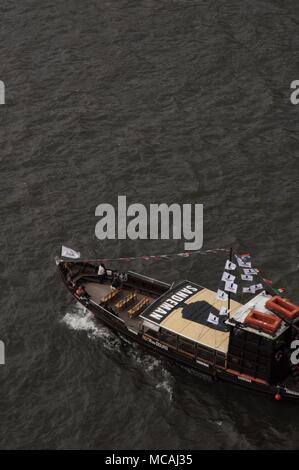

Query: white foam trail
[128,348,174,400]
[155,368,174,401]
[62,302,174,399]
[61,302,121,352]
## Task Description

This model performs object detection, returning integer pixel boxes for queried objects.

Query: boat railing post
[227,247,233,318]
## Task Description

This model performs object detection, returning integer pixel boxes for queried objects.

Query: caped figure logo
[95,195,203,251]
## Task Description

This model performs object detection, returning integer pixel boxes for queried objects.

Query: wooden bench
[101,288,120,304]
[115,292,137,310]
[128,298,150,318]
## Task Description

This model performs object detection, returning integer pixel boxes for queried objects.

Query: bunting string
[76,247,230,264]
[60,245,287,296]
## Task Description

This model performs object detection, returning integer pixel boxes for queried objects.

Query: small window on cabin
[178,338,195,354]
[228,355,241,366]
[216,351,225,358]
[196,344,214,361]
[215,352,225,367]
[159,329,177,347]
[143,327,159,339]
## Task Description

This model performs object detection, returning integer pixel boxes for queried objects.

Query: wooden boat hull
[58,262,299,401]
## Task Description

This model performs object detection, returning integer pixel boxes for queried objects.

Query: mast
[227,247,233,317]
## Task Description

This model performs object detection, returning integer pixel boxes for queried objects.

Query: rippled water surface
[1,0,299,449]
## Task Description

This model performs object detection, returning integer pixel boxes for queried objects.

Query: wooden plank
[101,288,121,303]
[128,298,150,318]
[115,292,137,310]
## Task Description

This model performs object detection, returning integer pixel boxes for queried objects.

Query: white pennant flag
[241,274,253,281]
[225,260,236,271]
[252,283,263,292]
[243,268,258,275]
[207,313,219,326]
[242,286,256,294]
[61,246,81,259]
[221,271,236,283]
[242,283,263,294]
[217,289,228,301]
[236,256,251,268]
[219,306,229,316]
[224,280,238,294]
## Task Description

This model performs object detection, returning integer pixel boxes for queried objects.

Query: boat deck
[83,280,157,331]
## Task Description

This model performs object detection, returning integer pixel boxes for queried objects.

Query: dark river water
[1,0,299,449]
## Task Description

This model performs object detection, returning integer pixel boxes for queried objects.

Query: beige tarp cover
[160,288,242,353]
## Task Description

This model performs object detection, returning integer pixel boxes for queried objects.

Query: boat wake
[155,368,174,400]
[61,302,174,400]
[61,302,122,352]
[127,348,174,400]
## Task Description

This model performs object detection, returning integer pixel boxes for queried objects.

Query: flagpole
[228,247,233,317]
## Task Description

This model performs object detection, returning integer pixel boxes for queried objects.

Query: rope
[66,247,230,264]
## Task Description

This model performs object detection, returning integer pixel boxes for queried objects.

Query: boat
[57,248,299,401]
